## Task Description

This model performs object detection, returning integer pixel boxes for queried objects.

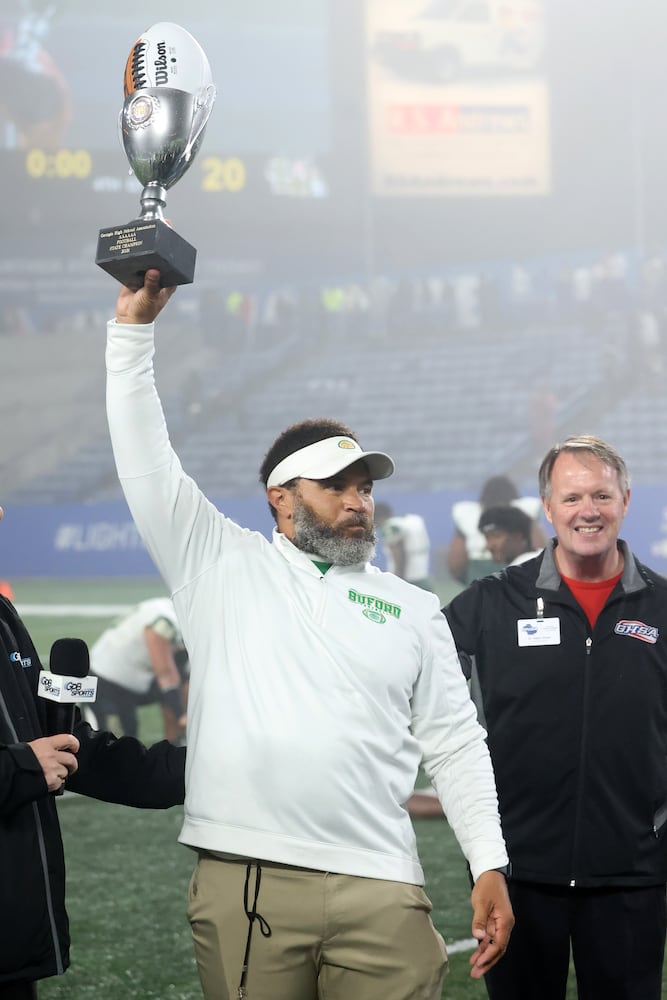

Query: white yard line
[446,937,477,954]
[17,604,132,617]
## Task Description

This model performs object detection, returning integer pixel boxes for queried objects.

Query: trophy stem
[139,182,168,221]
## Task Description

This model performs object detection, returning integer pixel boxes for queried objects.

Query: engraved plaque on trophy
[96,22,216,289]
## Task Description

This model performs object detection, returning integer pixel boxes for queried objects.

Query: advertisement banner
[0,498,273,578]
[1,488,666,579]
[367,0,551,197]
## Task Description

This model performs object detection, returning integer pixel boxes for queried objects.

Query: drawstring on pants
[237,862,272,999]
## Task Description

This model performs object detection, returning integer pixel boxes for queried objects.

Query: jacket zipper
[570,633,593,887]
[552,578,648,887]
[33,802,65,973]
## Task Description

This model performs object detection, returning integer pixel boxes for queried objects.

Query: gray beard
[292,498,376,566]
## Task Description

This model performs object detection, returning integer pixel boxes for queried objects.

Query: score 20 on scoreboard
[23,146,247,195]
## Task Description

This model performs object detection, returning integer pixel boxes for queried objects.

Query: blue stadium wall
[3,488,667,578]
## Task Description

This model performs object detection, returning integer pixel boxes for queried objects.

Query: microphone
[38,638,98,735]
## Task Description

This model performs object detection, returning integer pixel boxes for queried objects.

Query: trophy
[96,22,216,289]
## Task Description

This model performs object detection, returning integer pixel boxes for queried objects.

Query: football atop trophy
[123,21,214,96]
[96,22,216,289]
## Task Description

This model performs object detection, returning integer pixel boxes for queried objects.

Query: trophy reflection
[96,22,216,289]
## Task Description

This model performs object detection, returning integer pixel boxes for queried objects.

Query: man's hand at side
[469,869,514,978]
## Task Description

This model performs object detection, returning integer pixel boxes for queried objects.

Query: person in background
[477,505,543,567]
[0,506,185,999]
[374,501,434,590]
[446,475,545,585]
[104,270,514,1000]
[88,598,188,745]
[444,435,667,1000]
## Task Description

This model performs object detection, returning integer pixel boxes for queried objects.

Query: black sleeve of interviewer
[67,717,185,808]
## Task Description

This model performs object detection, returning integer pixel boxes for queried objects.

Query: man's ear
[622,488,631,519]
[267,485,294,521]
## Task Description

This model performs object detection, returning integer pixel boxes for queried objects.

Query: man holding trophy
[102,22,513,1000]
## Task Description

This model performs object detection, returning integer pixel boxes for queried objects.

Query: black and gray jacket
[0,595,185,985]
[444,540,667,888]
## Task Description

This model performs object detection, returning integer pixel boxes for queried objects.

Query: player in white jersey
[375,502,433,590]
[89,597,188,744]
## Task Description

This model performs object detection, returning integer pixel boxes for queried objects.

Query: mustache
[340,513,371,528]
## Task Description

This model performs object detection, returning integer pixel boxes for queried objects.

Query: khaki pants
[187,856,448,1000]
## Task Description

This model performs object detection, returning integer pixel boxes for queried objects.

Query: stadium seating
[3,266,663,503]
[6,318,601,503]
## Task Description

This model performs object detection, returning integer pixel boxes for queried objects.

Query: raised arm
[105,269,230,592]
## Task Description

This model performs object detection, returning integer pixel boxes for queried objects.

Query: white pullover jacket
[106,320,508,884]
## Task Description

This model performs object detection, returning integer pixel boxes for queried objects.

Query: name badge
[517,618,561,646]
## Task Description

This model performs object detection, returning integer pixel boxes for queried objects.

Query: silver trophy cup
[96,23,216,289]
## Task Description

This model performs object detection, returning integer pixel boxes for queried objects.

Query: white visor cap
[266,436,395,488]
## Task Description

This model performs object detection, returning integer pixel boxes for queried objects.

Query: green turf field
[10,578,640,998]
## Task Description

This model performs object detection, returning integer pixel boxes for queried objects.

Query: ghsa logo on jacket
[614,620,659,644]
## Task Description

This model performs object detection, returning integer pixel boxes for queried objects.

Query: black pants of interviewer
[485,880,667,1000]
[0,983,37,999]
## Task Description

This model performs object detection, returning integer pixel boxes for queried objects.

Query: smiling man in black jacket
[444,435,667,1000]
[0,533,185,997]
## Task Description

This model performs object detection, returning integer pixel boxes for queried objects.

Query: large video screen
[0,0,345,326]
[0,0,659,327]
[0,0,331,217]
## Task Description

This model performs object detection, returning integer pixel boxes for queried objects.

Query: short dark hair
[538,435,630,500]
[478,505,533,545]
[374,502,394,523]
[259,417,358,521]
[479,475,519,508]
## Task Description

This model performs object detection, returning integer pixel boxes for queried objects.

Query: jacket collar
[536,538,646,594]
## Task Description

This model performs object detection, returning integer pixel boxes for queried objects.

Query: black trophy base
[96,218,196,290]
